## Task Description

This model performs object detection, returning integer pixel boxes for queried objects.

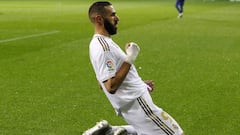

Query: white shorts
[119,90,184,135]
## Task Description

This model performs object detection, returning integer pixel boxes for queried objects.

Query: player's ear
[95,15,103,24]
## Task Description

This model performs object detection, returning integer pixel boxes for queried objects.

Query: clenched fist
[125,42,140,64]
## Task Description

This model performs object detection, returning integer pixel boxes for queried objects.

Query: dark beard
[104,19,117,35]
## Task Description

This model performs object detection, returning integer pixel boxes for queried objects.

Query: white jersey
[89,34,184,135]
[89,34,147,111]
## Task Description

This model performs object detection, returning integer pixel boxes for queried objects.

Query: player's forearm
[104,42,140,94]
[104,62,131,94]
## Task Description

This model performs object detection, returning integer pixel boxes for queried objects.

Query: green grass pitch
[0,0,240,134]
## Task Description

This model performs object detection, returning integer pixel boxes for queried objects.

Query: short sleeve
[96,51,116,82]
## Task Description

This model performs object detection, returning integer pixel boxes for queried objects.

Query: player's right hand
[125,42,140,64]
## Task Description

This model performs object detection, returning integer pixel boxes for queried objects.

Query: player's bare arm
[104,42,140,94]
[104,62,131,94]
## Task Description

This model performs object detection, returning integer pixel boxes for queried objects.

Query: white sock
[112,125,137,135]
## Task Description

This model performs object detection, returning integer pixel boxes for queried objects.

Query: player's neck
[95,27,110,37]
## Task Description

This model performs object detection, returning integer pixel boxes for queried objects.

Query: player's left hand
[144,80,154,92]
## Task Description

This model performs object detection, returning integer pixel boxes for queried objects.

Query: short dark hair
[88,1,112,22]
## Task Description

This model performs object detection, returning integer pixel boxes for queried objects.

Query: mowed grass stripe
[0,31,60,43]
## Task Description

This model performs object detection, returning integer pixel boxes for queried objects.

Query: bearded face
[103,18,117,35]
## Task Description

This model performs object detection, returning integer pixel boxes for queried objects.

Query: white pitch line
[0,30,60,43]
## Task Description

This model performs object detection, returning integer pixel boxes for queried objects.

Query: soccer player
[86,1,185,135]
[175,0,185,18]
